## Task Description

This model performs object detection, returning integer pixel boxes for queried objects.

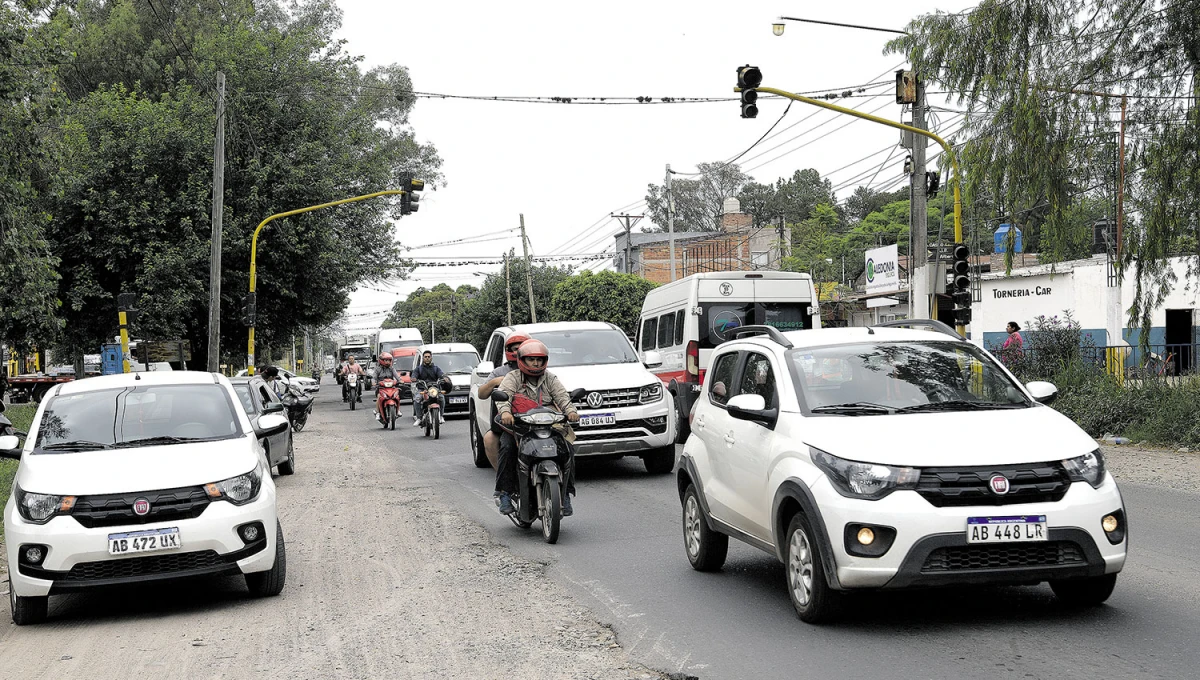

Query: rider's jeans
[414,394,446,418]
[496,432,576,496]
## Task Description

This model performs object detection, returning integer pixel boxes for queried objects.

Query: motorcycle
[376,378,401,430]
[414,378,450,439]
[279,382,314,432]
[490,388,586,544]
[344,372,361,410]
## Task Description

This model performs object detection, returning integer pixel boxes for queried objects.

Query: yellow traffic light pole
[247,189,412,376]
[739,85,965,336]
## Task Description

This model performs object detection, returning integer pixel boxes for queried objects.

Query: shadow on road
[37,575,257,625]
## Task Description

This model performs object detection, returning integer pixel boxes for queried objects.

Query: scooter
[490,388,585,544]
[344,372,361,410]
[280,383,314,432]
[414,379,449,439]
[376,378,400,430]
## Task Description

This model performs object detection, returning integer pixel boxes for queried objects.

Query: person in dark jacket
[411,350,448,426]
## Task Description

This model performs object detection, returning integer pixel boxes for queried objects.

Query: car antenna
[866,326,875,335]
[134,372,141,380]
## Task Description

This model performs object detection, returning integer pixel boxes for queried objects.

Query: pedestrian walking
[1001,321,1024,364]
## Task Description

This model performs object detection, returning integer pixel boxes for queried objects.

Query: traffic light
[400,175,424,215]
[950,243,970,293]
[953,307,973,326]
[926,170,941,198]
[241,292,257,327]
[117,292,139,323]
[736,65,762,119]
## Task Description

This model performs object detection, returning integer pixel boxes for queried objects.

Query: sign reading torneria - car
[865,244,900,295]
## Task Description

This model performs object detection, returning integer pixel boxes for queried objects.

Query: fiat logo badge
[132,498,151,516]
[989,475,1010,495]
[586,392,604,409]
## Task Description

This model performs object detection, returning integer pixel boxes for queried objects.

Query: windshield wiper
[114,435,214,448]
[810,402,894,416]
[40,440,113,451]
[897,400,1026,413]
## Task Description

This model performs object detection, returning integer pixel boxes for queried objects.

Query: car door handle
[723,433,736,445]
[695,415,705,430]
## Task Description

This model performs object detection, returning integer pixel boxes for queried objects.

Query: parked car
[409,343,480,415]
[678,323,1127,623]
[0,371,288,625]
[230,376,296,475]
[470,322,675,474]
[235,367,319,394]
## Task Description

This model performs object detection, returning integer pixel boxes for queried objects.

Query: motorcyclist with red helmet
[478,332,530,468]
[495,338,580,516]
[373,352,402,423]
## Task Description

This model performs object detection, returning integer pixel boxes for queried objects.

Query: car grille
[574,388,640,410]
[915,463,1071,507]
[573,418,668,441]
[72,486,211,529]
[921,541,1085,573]
[64,550,225,582]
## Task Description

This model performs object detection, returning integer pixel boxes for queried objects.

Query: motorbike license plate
[449,396,467,404]
[108,527,182,555]
[579,412,616,427]
[966,515,1048,544]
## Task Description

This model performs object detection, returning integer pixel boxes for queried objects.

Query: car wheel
[643,446,675,474]
[1050,573,1117,607]
[277,437,296,476]
[682,484,727,571]
[470,409,490,468]
[245,522,287,597]
[673,390,691,445]
[8,577,48,625]
[785,513,838,624]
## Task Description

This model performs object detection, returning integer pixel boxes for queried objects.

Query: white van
[636,271,820,442]
[378,328,424,356]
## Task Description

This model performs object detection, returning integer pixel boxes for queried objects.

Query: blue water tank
[101,344,124,375]
[994,223,1023,253]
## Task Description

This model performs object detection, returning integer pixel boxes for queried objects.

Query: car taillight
[685,341,699,383]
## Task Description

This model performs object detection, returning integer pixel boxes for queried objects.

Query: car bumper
[5,485,278,597]
[571,398,674,456]
[809,474,1126,590]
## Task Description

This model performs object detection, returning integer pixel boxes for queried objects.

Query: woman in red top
[1002,321,1024,357]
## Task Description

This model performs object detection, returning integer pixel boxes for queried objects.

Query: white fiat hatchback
[678,323,1127,623]
[1,371,288,625]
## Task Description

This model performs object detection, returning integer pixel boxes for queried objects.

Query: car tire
[277,437,296,476]
[785,513,838,624]
[1050,573,1117,607]
[682,485,728,571]
[470,410,490,468]
[8,577,48,626]
[642,446,675,474]
[673,390,691,445]
[245,522,287,597]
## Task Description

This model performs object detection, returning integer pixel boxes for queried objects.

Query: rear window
[657,313,675,348]
[640,317,658,351]
[699,302,814,349]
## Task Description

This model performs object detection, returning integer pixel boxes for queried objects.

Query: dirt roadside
[0,403,670,679]
[1101,442,1200,494]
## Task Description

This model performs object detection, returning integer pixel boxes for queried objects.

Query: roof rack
[872,318,963,339]
[730,325,794,349]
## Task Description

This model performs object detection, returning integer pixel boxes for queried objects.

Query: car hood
[446,373,473,388]
[16,439,261,496]
[797,406,1098,467]
[549,363,659,390]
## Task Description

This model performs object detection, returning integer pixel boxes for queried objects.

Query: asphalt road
[385,397,1200,680]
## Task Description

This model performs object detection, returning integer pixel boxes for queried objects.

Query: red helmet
[516,339,549,377]
[504,332,531,363]
[379,352,392,367]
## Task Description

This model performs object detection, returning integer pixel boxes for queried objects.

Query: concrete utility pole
[612,213,644,275]
[666,165,677,281]
[206,71,226,372]
[909,78,931,319]
[304,329,312,374]
[504,250,513,325]
[520,214,538,323]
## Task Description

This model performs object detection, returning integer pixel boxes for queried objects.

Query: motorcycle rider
[341,355,365,403]
[372,352,402,423]
[477,332,529,470]
[495,339,580,516]
[261,366,287,398]
[411,350,448,426]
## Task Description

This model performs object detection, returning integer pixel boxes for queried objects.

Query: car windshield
[789,341,1031,414]
[430,352,479,374]
[34,385,242,451]
[535,329,639,367]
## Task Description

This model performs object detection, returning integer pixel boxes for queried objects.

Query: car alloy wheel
[681,484,727,571]
[685,495,703,558]
[788,528,815,607]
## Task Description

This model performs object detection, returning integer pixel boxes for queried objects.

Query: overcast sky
[338,0,975,332]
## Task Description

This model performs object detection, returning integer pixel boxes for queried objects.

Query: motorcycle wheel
[292,418,306,433]
[541,479,561,544]
[350,395,356,411]
[433,412,440,440]
[423,416,431,437]
[387,404,397,431]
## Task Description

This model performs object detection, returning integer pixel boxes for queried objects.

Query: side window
[640,317,657,351]
[657,313,675,348]
[738,352,777,408]
[257,385,277,408]
[675,309,685,345]
[488,334,505,366]
[708,352,739,406]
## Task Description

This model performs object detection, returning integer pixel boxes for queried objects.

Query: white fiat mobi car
[678,322,1127,623]
[1,371,289,625]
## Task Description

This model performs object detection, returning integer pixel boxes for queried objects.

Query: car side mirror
[255,413,289,438]
[0,434,21,460]
[569,388,587,402]
[1026,381,1059,405]
[263,401,285,414]
[644,350,663,369]
[491,390,510,403]
[475,361,495,377]
[726,393,778,428]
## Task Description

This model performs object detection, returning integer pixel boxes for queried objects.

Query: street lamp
[772,22,785,36]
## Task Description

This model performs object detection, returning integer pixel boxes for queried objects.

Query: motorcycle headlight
[429,387,440,397]
[15,485,76,524]
[1062,449,1105,488]
[639,382,664,404]
[205,464,264,505]
[521,412,561,426]
[810,447,920,500]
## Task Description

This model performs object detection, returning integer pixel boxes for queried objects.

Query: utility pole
[777,216,788,268]
[504,250,513,325]
[666,165,677,281]
[520,214,537,323]
[206,71,226,372]
[909,78,931,319]
[613,212,644,275]
[304,328,312,375]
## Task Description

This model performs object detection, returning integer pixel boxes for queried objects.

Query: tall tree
[549,270,657,337]
[644,162,750,232]
[383,283,477,342]
[459,260,573,352]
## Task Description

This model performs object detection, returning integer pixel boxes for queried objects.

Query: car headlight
[639,382,664,404]
[205,465,264,505]
[14,485,76,524]
[1062,449,1105,488]
[810,447,920,500]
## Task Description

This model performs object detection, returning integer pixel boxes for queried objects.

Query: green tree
[383,283,477,342]
[549,270,658,337]
[458,259,573,352]
[644,162,750,232]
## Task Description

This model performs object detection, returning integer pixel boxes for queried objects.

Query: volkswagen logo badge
[719,282,734,296]
[989,475,1010,495]
[586,392,604,409]
[132,498,151,516]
